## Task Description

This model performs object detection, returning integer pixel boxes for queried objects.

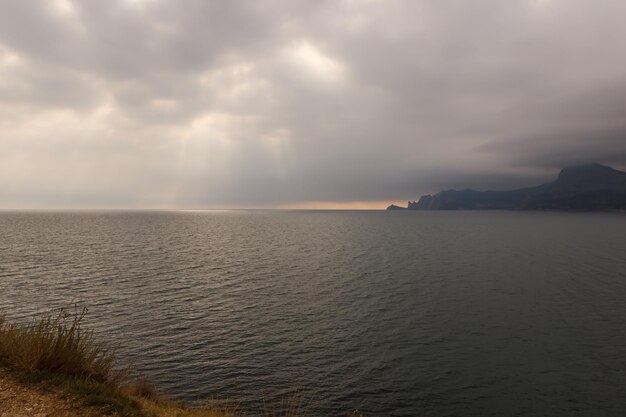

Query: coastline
[0,310,316,417]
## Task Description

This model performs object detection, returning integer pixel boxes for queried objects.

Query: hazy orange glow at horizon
[1,1,625,209]
[273,200,403,210]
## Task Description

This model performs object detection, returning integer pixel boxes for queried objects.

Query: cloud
[0,0,625,208]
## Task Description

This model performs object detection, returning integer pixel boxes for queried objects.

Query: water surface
[1,210,625,416]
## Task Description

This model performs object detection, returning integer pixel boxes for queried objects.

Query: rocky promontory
[388,163,626,211]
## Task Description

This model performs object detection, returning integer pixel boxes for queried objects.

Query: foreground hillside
[0,309,315,417]
[0,366,249,417]
[0,366,243,417]
[0,368,109,417]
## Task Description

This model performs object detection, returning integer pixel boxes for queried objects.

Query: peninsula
[387,163,626,211]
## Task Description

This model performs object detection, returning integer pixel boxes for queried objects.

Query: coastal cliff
[387,164,626,211]
[0,310,312,417]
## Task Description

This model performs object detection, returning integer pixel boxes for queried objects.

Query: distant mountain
[387,164,626,211]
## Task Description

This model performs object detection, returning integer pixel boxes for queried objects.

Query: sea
[0,210,625,416]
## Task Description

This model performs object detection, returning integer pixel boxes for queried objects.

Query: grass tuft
[0,306,119,383]
[0,308,314,416]
[124,374,160,400]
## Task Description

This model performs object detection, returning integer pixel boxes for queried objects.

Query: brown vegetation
[0,308,315,417]
[0,307,117,383]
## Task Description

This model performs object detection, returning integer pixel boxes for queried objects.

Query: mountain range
[387,163,626,211]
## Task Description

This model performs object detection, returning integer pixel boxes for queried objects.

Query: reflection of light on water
[173,209,233,213]
[1,211,625,415]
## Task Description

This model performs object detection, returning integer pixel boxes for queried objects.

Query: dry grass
[0,308,314,417]
[137,397,241,417]
[259,390,306,417]
[138,395,312,417]
[0,307,118,383]
[123,374,160,400]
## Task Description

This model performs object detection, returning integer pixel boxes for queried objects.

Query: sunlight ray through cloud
[0,0,625,208]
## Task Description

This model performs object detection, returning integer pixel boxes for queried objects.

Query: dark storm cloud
[480,129,626,170]
[1,0,625,208]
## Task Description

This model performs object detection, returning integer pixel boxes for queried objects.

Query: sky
[1,0,626,209]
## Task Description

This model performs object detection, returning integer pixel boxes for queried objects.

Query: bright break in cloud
[1,0,625,208]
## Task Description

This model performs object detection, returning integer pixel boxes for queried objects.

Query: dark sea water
[1,210,625,416]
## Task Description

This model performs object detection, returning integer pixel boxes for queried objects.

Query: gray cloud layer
[1,0,625,208]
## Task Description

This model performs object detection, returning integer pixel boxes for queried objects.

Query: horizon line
[0,200,409,211]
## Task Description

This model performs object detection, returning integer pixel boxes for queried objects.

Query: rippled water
[1,210,625,416]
